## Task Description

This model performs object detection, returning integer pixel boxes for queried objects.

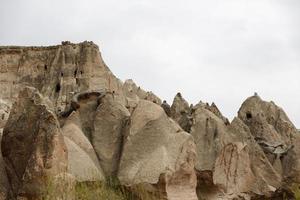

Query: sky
[0,0,299,127]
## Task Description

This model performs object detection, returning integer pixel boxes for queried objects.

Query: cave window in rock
[74,69,77,77]
[55,83,61,93]
[44,65,48,70]
[246,112,252,120]
[61,72,64,77]
[80,71,83,75]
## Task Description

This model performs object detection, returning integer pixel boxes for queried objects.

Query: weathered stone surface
[238,95,300,183]
[0,129,11,200]
[0,99,10,129]
[61,111,102,172]
[1,87,68,199]
[205,102,230,125]
[0,100,11,198]
[118,100,197,200]
[170,93,192,132]
[191,102,281,199]
[93,93,130,177]
[64,137,104,182]
[161,100,172,117]
[0,42,125,115]
[122,79,161,112]
[213,142,255,199]
[1,42,300,200]
[190,102,229,172]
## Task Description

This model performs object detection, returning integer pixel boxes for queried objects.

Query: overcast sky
[0,0,299,127]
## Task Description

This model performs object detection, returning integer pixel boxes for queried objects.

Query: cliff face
[0,41,299,200]
[0,41,124,113]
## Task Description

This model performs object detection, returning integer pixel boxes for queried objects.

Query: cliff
[0,41,299,200]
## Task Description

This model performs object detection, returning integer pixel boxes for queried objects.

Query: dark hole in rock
[76,79,80,86]
[74,69,77,77]
[1,114,4,120]
[246,112,252,119]
[80,71,83,75]
[44,65,48,70]
[61,72,64,77]
[55,83,61,93]
[213,128,218,139]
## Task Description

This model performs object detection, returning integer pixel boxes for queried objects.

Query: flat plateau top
[0,41,97,51]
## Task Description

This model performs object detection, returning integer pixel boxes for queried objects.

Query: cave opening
[74,69,77,77]
[246,112,252,119]
[55,83,61,93]
[44,65,48,70]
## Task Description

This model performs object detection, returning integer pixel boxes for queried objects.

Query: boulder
[61,111,102,172]
[64,137,104,182]
[93,93,130,177]
[118,100,197,200]
[1,87,68,199]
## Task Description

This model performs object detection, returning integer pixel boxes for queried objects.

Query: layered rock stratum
[0,41,299,200]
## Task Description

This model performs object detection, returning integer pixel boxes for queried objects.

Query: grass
[75,178,163,200]
[290,183,300,200]
[41,175,162,200]
[75,181,127,200]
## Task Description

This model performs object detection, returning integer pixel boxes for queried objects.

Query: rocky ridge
[0,41,299,200]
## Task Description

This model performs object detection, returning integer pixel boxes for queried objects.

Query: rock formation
[238,95,300,184]
[0,41,299,200]
[0,130,11,200]
[1,87,69,199]
[170,93,193,132]
[118,100,197,200]
[93,93,130,177]
[0,41,125,115]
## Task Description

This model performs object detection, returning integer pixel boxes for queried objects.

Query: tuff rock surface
[118,100,197,200]
[0,42,299,200]
[1,87,69,199]
[0,129,11,200]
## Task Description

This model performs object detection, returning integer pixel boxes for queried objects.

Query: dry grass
[41,176,161,200]
[290,183,300,200]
